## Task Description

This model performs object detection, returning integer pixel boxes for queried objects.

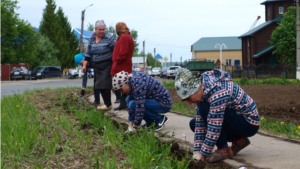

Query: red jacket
[111,34,134,75]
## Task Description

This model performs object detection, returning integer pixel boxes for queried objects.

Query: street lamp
[80,4,93,53]
[215,43,227,70]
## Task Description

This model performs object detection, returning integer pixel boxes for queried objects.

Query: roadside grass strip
[1,88,192,168]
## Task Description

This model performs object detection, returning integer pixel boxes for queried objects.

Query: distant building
[132,56,148,69]
[191,36,242,69]
[239,0,295,66]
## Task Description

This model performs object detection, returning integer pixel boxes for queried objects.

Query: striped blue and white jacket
[194,70,260,156]
[128,71,172,126]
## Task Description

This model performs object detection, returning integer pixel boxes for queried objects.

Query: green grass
[1,88,193,168]
[260,116,300,140]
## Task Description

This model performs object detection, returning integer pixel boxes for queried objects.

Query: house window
[279,7,284,14]
[226,59,232,66]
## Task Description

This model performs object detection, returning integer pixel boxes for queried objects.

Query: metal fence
[219,64,296,79]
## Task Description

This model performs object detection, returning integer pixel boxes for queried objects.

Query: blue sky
[17,0,266,62]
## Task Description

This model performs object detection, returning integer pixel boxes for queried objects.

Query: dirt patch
[169,84,300,125]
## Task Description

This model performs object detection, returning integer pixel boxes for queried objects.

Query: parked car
[166,66,181,79]
[89,68,94,78]
[151,67,161,76]
[160,67,170,78]
[10,67,30,80]
[30,66,62,79]
[68,68,79,79]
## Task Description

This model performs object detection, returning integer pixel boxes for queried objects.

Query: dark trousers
[94,75,100,103]
[114,90,121,101]
[119,93,128,106]
[189,101,259,148]
[99,89,112,107]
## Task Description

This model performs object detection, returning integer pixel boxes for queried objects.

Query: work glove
[193,151,201,160]
[80,89,85,97]
[125,126,137,133]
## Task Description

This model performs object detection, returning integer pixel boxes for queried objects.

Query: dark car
[10,67,30,80]
[30,66,62,79]
[159,67,169,78]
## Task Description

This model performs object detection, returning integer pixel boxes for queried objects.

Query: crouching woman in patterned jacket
[174,69,260,162]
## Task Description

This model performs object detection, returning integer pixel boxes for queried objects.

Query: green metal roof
[192,36,241,51]
[239,16,282,38]
[253,45,275,58]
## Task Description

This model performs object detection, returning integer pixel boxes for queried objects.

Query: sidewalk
[88,93,300,169]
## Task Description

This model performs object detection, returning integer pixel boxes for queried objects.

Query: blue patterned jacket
[128,71,172,126]
[194,70,260,156]
[84,33,115,63]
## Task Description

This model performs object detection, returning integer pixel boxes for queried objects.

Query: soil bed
[169,84,300,125]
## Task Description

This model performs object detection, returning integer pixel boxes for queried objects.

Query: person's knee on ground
[189,118,196,132]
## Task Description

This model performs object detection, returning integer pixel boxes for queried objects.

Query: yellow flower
[298,126,300,130]
[54,117,58,120]
[151,158,155,161]
[260,116,265,121]
[280,122,284,125]
[16,105,19,108]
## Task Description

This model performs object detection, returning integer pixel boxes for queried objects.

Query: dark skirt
[93,61,112,89]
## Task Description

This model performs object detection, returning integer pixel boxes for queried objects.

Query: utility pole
[180,56,182,65]
[143,41,145,71]
[296,0,300,79]
[80,4,93,53]
[170,53,172,66]
[154,48,156,67]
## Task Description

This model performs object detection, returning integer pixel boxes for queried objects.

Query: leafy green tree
[106,26,117,39]
[1,0,40,65]
[270,6,298,67]
[146,52,162,68]
[131,29,139,54]
[40,0,78,69]
[56,7,78,69]
[87,22,94,31]
[39,0,60,48]
[31,35,60,69]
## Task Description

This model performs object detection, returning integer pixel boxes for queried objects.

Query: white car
[166,66,181,79]
[151,67,161,76]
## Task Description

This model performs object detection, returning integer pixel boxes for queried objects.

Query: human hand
[126,126,137,133]
[80,89,85,97]
[82,65,86,73]
[193,151,206,161]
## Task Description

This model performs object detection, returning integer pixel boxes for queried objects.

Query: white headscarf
[95,20,106,29]
[112,71,131,90]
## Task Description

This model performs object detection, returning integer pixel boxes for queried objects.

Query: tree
[106,26,117,39]
[56,7,79,69]
[40,0,78,69]
[31,35,60,69]
[131,29,139,54]
[39,0,61,52]
[87,22,94,31]
[270,6,298,67]
[1,0,40,65]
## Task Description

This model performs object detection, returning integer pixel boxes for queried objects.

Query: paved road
[1,76,173,98]
[1,78,94,98]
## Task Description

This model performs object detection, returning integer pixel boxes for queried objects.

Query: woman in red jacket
[111,22,135,111]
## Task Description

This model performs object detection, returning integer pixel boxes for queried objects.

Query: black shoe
[113,105,128,111]
[91,101,100,105]
[157,115,169,128]
[114,99,120,103]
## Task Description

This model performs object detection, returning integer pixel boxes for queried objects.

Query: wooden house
[239,0,295,66]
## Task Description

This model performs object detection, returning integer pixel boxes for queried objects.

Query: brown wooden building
[239,0,295,66]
